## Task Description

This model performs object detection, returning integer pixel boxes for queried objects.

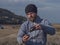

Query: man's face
[26,12,37,22]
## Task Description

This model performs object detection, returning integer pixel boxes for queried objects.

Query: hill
[0,8,26,24]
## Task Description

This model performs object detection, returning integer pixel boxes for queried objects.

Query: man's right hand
[22,35,29,42]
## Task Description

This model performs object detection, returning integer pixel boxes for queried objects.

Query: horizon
[0,0,60,24]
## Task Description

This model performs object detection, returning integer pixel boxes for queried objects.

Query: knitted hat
[25,4,37,14]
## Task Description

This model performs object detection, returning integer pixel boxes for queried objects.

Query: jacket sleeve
[17,23,26,44]
[41,19,55,35]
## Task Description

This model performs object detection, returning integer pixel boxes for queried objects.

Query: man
[17,4,55,45]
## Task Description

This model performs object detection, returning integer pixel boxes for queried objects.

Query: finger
[23,35,28,38]
[23,35,29,39]
[23,36,29,41]
[35,24,40,27]
[36,26,41,29]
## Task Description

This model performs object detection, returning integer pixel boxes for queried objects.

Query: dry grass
[46,24,60,45]
[0,24,60,45]
[0,25,19,45]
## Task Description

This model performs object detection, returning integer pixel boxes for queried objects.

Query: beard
[28,17,36,22]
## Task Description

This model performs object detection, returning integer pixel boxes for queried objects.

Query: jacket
[17,16,55,45]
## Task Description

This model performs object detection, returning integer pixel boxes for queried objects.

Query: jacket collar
[27,15,42,23]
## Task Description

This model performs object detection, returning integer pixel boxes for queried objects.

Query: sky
[0,0,60,24]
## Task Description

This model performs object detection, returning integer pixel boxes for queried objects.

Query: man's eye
[29,14,30,15]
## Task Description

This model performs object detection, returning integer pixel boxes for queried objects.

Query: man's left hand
[34,24,42,30]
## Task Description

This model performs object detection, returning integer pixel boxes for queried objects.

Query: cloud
[0,0,60,23]
[0,0,47,3]
[8,0,27,3]
[0,0,60,3]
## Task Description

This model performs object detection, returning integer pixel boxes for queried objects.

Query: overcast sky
[0,0,60,24]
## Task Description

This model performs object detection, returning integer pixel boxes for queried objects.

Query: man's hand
[22,35,29,42]
[34,24,42,30]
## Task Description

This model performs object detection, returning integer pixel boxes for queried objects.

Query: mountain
[0,8,26,24]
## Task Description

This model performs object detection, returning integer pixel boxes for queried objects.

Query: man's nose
[29,14,32,17]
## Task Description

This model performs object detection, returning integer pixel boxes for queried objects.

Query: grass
[0,24,60,45]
